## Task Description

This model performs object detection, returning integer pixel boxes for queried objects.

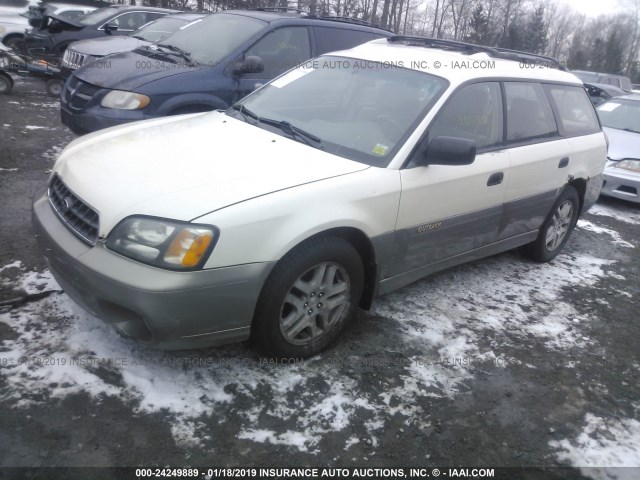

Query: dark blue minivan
[60,9,392,134]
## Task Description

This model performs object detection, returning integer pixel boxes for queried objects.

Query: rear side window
[245,27,311,78]
[505,82,558,142]
[429,82,503,150]
[314,27,374,55]
[546,85,600,136]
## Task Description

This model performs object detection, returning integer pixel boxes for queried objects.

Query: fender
[156,93,229,116]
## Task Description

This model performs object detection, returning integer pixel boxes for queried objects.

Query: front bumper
[601,167,640,204]
[32,187,274,349]
[60,102,142,134]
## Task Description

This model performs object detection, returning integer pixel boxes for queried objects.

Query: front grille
[62,49,89,70]
[48,175,99,245]
[63,75,102,110]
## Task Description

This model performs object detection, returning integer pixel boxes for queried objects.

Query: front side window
[505,82,558,142]
[428,82,503,150]
[547,85,600,136]
[230,56,448,166]
[108,12,154,32]
[244,27,311,78]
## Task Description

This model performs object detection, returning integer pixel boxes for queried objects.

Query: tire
[3,35,23,52]
[526,185,580,263]
[46,79,63,98]
[251,236,364,358]
[0,72,13,94]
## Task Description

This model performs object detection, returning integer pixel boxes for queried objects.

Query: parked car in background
[23,4,176,60]
[61,12,206,77]
[60,9,393,134]
[596,95,640,203]
[0,1,97,51]
[584,82,626,106]
[573,70,633,92]
[35,37,606,357]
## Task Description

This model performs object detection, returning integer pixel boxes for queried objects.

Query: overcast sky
[560,0,626,17]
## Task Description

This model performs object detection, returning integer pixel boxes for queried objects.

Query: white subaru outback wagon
[33,36,607,358]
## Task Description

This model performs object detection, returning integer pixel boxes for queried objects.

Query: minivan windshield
[159,13,265,66]
[231,56,448,167]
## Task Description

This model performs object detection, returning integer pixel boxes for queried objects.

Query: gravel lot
[1,78,639,479]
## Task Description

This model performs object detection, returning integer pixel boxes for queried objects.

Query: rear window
[546,85,600,136]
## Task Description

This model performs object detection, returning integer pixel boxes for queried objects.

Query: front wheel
[251,236,364,358]
[0,72,13,94]
[526,185,580,262]
[46,78,63,97]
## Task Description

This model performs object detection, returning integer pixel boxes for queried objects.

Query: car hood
[603,126,640,160]
[68,36,151,57]
[74,48,199,89]
[53,111,369,236]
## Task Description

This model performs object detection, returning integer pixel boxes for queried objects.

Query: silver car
[596,95,640,203]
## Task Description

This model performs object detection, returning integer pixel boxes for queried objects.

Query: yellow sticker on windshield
[373,144,389,156]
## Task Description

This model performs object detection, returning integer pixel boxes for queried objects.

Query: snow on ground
[24,126,48,130]
[550,411,640,479]
[577,220,635,248]
[588,203,640,225]
[0,204,634,454]
[0,168,18,172]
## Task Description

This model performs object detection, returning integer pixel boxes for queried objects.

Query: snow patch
[0,167,18,172]
[551,412,640,479]
[577,220,635,248]
[588,203,640,225]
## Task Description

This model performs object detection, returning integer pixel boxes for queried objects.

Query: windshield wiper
[229,105,322,148]
[230,104,259,123]
[623,128,640,134]
[156,43,193,64]
[131,35,145,40]
[258,117,322,148]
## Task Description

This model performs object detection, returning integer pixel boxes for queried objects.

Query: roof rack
[251,7,308,14]
[387,36,565,70]
[307,15,393,32]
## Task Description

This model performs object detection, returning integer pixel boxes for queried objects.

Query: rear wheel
[0,72,13,94]
[251,236,364,358]
[526,185,580,262]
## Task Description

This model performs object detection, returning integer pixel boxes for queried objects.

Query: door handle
[558,157,569,168]
[487,172,504,186]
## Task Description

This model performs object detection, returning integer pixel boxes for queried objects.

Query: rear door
[499,81,572,240]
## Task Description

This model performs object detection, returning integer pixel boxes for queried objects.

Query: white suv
[32,36,607,357]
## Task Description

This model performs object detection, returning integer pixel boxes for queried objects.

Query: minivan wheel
[251,236,364,358]
[527,185,579,263]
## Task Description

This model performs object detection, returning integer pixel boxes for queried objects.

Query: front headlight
[101,90,150,110]
[106,217,218,270]
[613,159,640,173]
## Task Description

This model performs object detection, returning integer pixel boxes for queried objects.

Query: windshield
[573,72,600,84]
[597,98,640,133]
[78,7,118,25]
[231,56,448,166]
[134,16,190,43]
[159,13,265,66]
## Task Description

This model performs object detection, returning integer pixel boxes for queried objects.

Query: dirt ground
[1,78,639,479]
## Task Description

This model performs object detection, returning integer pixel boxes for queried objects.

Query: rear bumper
[32,186,274,349]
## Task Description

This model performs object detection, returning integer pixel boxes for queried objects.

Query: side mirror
[104,22,119,33]
[29,16,44,28]
[232,55,264,75]
[421,136,476,166]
